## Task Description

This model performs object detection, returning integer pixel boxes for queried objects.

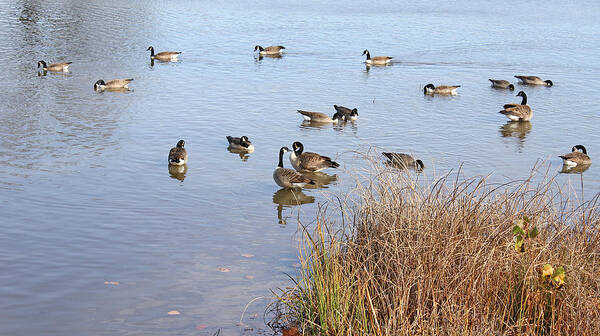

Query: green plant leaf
[528,227,539,239]
[513,225,525,236]
[523,215,530,224]
[514,236,524,252]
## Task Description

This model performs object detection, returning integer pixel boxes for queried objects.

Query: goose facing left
[168,140,188,166]
[226,136,254,151]
[147,46,181,61]
[559,145,591,167]
[94,78,133,91]
[254,45,285,55]
[362,49,393,65]
[290,141,340,172]
[273,147,315,188]
[37,60,71,72]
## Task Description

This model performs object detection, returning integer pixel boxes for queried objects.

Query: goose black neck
[150,47,155,57]
[520,93,528,105]
[278,148,284,168]
[575,145,587,154]
[365,51,371,60]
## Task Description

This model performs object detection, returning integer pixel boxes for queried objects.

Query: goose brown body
[254,45,285,55]
[147,46,181,61]
[38,60,72,72]
[423,84,461,95]
[514,75,553,86]
[297,110,343,123]
[489,79,515,90]
[168,140,188,166]
[362,49,393,65]
[559,145,591,167]
[226,136,254,151]
[94,78,134,91]
[273,147,315,188]
[290,142,340,172]
[382,152,425,170]
[499,91,533,121]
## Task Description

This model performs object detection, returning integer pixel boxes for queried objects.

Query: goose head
[544,80,553,87]
[508,84,515,90]
[240,136,253,148]
[572,145,587,155]
[37,60,47,68]
[292,141,304,155]
[176,139,185,148]
[93,80,106,91]
[253,45,263,52]
[415,160,425,170]
[423,84,435,94]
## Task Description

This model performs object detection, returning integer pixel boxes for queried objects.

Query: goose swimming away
[168,140,188,166]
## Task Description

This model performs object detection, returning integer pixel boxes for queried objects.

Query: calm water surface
[1,0,599,335]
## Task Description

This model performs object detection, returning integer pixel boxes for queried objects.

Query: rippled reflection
[168,164,187,181]
[227,147,253,161]
[272,188,315,224]
[499,121,532,150]
[559,163,591,174]
[302,171,338,189]
[255,54,283,62]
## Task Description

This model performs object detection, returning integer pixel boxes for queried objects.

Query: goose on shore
[37,60,71,72]
[362,49,393,65]
[254,45,285,55]
[226,136,254,151]
[514,75,553,86]
[382,152,425,170]
[559,145,591,167]
[489,79,515,90]
[273,147,315,188]
[290,141,339,172]
[423,84,461,95]
[147,46,181,61]
[94,78,133,91]
[499,91,533,121]
[168,140,188,166]
[333,105,359,121]
[298,110,343,123]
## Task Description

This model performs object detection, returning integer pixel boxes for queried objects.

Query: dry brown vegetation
[270,162,600,335]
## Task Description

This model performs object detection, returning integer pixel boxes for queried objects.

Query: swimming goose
[382,152,425,170]
[333,105,359,121]
[37,60,72,72]
[514,75,553,86]
[147,46,181,61]
[168,140,188,166]
[362,50,393,65]
[424,84,461,95]
[94,78,133,91]
[254,45,285,55]
[273,147,315,188]
[297,110,343,123]
[499,91,533,121]
[489,79,515,90]
[559,145,591,167]
[290,141,340,172]
[226,136,254,151]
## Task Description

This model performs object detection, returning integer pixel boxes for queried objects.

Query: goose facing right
[382,152,425,170]
[168,140,188,166]
[499,91,533,121]
[489,79,515,90]
[559,145,591,167]
[37,60,72,72]
[290,142,340,172]
[298,110,343,123]
[273,147,315,188]
[226,136,254,151]
[333,105,359,121]
[514,75,553,86]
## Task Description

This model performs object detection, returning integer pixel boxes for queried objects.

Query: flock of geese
[38,45,592,189]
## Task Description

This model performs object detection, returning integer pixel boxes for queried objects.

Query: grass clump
[270,164,600,335]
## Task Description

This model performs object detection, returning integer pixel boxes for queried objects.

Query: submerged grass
[270,161,600,335]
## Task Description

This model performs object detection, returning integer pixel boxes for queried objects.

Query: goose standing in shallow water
[382,152,425,170]
[290,142,340,172]
[489,79,515,90]
[514,75,553,86]
[226,136,254,151]
[273,147,315,188]
[297,110,343,123]
[254,45,285,55]
[362,49,393,65]
[94,78,133,91]
[168,140,188,166]
[147,46,181,61]
[423,84,461,95]
[333,105,359,121]
[499,91,533,121]
[559,145,591,167]
[37,60,72,72]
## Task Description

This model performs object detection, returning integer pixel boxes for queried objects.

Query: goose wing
[559,151,591,163]
[264,45,285,52]
[277,167,314,186]
[499,105,532,120]
[106,78,134,87]
[371,56,393,61]
[299,152,339,171]
[169,147,187,162]
[226,136,241,145]
[383,152,415,165]
[155,51,181,57]
[298,110,330,121]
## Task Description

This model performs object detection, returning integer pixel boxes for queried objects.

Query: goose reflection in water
[227,147,253,162]
[299,120,357,134]
[168,164,187,181]
[499,121,532,150]
[560,163,591,174]
[255,54,283,62]
[272,188,315,225]
[302,171,338,189]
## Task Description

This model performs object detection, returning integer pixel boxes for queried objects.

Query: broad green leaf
[513,225,525,236]
[528,227,539,239]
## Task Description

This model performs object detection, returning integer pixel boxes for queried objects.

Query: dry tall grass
[270,162,600,335]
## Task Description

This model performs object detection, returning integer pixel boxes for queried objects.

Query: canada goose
[94,79,133,91]
[489,79,515,90]
[147,46,181,61]
[37,60,71,72]
[499,91,533,121]
[254,45,285,55]
[226,136,254,151]
[297,110,343,123]
[382,152,425,170]
[559,145,591,167]
[362,50,393,65]
[514,75,553,86]
[273,147,315,188]
[290,141,340,172]
[333,105,359,121]
[424,84,461,95]
[168,140,188,166]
